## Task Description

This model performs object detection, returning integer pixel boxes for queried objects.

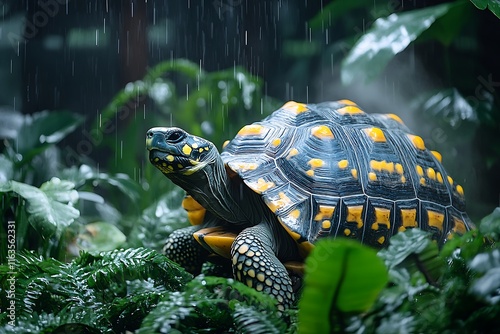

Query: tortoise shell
[220,100,473,249]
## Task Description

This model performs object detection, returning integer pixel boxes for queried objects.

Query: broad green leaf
[479,207,500,241]
[77,221,126,252]
[469,249,500,304]
[9,178,80,238]
[378,228,432,269]
[470,0,500,19]
[11,110,84,159]
[341,2,456,85]
[298,239,388,334]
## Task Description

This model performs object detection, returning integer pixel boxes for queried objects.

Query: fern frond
[233,304,286,334]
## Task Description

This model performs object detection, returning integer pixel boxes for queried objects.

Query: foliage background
[0,0,500,332]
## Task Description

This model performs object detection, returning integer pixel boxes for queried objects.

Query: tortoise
[146,100,474,309]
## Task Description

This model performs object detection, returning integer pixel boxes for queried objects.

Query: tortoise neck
[168,154,263,226]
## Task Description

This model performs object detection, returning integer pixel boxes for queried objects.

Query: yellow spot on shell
[306,170,314,177]
[447,176,454,185]
[395,163,404,175]
[182,144,192,156]
[308,158,324,168]
[311,125,334,139]
[386,113,404,124]
[427,210,445,231]
[344,228,351,236]
[368,172,377,181]
[338,105,364,115]
[231,162,259,171]
[271,138,281,147]
[290,209,301,219]
[452,217,467,234]
[351,169,358,179]
[377,236,386,244]
[338,159,349,169]
[282,101,308,114]
[370,160,394,173]
[399,208,417,232]
[364,127,386,142]
[247,178,275,194]
[456,184,464,196]
[166,155,175,162]
[431,150,442,163]
[372,207,391,230]
[407,134,426,150]
[437,172,443,183]
[427,167,436,180]
[238,124,264,136]
[314,205,335,221]
[267,192,292,213]
[420,177,426,185]
[416,165,424,176]
[338,99,357,106]
[347,206,364,229]
[401,175,406,183]
[321,220,331,229]
[222,140,230,149]
[286,148,299,160]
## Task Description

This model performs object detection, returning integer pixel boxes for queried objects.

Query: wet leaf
[469,249,500,304]
[298,239,388,334]
[470,0,500,19]
[479,207,500,241]
[77,221,126,252]
[378,228,432,269]
[341,2,456,85]
[7,178,80,238]
[0,154,13,183]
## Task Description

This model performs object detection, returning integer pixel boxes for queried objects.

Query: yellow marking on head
[338,159,349,169]
[308,158,324,169]
[266,192,292,213]
[178,164,184,169]
[306,169,314,177]
[238,124,264,136]
[247,178,275,194]
[420,177,426,186]
[282,101,308,114]
[351,169,358,179]
[199,148,204,153]
[290,209,301,219]
[401,175,406,183]
[431,150,442,163]
[338,105,364,115]
[192,143,199,149]
[436,172,443,183]
[364,127,386,142]
[447,176,454,185]
[427,210,444,231]
[311,125,334,139]
[401,208,417,229]
[166,155,175,162]
[374,207,391,230]
[153,157,159,163]
[407,134,425,150]
[395,163,404,174]
[416,165,424,176]
[386,113,404,124]
[377,236,386,244]
[427,167,436,180]
[344,228,351,236]
[222,140,230,149]
[321,220,331,229]
[271,138,281,147]
[346,205,364,229]
[286,148,299,160]
[338,99,357,106]
[182,144,192,155]
[161,162,167,167]
[314,205,335,221]
[456,184,464,196]
[368,172,377,182]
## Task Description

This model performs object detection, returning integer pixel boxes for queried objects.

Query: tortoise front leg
[231,223,295,310]
[163,225,209,275]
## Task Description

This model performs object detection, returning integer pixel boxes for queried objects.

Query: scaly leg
[163,225,209,275]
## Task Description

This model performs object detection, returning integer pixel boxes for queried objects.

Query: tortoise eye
[165,130,185,143]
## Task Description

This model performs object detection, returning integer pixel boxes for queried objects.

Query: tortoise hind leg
[163,225,209,275]
[230,223,295,310]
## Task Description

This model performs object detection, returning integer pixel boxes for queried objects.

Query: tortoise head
[146,127,217,176]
